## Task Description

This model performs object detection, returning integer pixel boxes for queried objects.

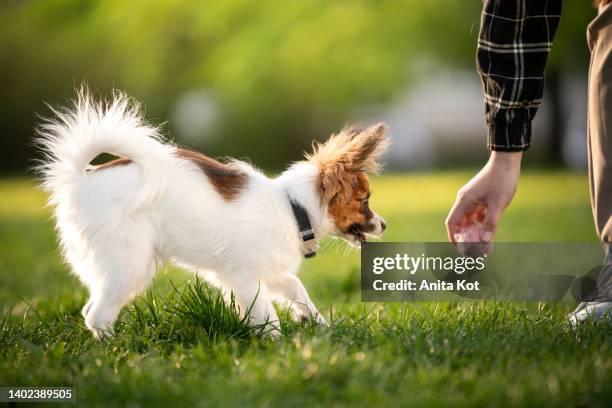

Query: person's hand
[445,151,522,244]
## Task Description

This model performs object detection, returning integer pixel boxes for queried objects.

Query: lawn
[0,171,610,407]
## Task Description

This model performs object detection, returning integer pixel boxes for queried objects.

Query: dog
[36,89,389,338]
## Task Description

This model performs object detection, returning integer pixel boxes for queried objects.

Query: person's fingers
[445,208,462,243]
[445,194,479,243]
[445,214,462,243]
[480,200,504,243]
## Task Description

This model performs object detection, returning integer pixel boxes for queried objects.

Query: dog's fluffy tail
[36,87,172,209]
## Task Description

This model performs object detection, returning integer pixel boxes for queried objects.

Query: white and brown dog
[37,90,389,338]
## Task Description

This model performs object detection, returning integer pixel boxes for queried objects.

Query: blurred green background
[0,0,596,173]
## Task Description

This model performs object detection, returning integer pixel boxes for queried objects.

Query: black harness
[289,199,317,258]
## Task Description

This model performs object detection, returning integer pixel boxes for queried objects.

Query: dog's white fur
[36,90,386,338]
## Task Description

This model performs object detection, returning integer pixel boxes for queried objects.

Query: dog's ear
[319,161,353,204]
[343,123,389,174]
[305,123,389,204]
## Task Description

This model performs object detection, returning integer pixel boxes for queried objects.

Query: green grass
[0,171,610,407]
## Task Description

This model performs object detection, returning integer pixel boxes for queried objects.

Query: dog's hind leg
[83,238,156,339]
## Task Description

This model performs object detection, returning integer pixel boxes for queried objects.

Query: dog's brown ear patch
[175,148,248,201]
[318,162,353,204]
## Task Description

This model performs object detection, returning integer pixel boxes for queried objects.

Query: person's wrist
[488,151,522,171]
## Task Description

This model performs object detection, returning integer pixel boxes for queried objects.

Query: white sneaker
[568,301,612,327]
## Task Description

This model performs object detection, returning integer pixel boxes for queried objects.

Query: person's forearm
[477,0,563,152]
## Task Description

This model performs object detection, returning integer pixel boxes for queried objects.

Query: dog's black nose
[381,221,387,231]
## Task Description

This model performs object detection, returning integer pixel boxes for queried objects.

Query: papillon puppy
[37,89,389,338]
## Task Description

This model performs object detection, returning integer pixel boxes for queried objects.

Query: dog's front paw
[263,325,282,340]
[315,313,328,327]
[90,326,113,341]
[297,312,328,327]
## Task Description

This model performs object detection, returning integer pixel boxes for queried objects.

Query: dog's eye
[363,198,369,207]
